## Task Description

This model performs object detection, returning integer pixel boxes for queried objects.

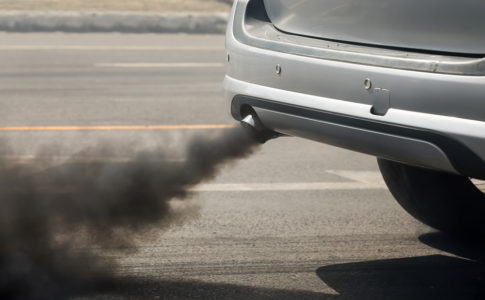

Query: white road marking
[189,273,339,295]
[95,62,224,68]
[471,178,485,185]
[326,170,386,185]
[191,171,387,192]
[0,45,223,51]
[471,179,485,192]
[0,156,386,191]
[191,181,386,192]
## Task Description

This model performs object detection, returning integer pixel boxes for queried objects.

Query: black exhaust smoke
[0,126,260,299]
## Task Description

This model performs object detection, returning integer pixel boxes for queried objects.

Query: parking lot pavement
[1,33,484,299]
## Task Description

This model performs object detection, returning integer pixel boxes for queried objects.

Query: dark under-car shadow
[70,234,485,299]
[316,232,485,300]
[419,231,485,263]
[77,277,331,300]
[78,232,485,300]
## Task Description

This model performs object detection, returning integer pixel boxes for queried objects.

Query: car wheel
[377,158,485,238]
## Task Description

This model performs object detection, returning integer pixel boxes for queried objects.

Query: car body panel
[264,0,485,55]
[224,0,485,178]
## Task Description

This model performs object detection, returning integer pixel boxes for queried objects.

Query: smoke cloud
[0,126,259,299]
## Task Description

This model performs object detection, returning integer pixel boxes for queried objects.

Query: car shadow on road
[316,232,485,299]
[419,231,485,263]
[79,278,328,300]
[77,233,485,299]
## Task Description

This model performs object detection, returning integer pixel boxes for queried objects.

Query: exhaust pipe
[240,114,281,144]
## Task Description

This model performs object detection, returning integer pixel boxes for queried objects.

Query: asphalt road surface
[0,33,484,299]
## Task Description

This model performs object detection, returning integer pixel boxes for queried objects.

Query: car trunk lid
[263,0,485,55]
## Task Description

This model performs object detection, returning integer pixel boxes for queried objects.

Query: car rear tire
[377,158,485,239]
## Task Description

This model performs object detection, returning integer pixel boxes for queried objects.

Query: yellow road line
[0,124,236,132]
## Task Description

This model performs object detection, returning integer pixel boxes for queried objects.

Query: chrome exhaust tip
[241,115,263,131]
[240,114,281,144]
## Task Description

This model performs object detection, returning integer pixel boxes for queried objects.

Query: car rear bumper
[224,0,485,178]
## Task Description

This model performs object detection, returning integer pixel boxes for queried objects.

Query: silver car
[224,0,485,237]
